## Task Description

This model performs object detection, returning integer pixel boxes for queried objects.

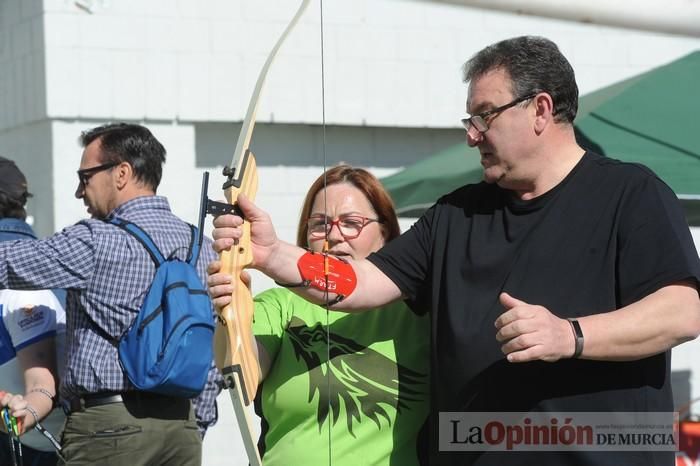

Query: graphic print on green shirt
[285,315,426,435]
[253,288,429,466]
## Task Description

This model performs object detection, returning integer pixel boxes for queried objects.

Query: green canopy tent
[380,143,482,216]
[381,51,700,223]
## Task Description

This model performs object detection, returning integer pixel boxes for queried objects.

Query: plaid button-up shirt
[0,195,221,433]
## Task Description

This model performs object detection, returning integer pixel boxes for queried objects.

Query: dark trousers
[59,395,201,466]
[0,431,58,466]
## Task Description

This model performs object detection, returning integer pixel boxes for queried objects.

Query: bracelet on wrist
[27,387,56,407]
[567,318,584,359]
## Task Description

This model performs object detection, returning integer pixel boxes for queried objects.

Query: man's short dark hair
[80,123,166,191]
[462,36,579,124]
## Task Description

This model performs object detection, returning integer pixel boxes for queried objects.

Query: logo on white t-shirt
[17,305,46,330]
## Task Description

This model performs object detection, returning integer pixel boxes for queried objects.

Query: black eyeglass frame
[462,93,537,134]
[76,162,120,187]
[307,214,382,240]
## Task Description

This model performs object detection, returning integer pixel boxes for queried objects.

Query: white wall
[34,0,700,127]
[0,0,45,130]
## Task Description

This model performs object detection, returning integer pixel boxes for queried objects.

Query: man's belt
[62,391,180,415]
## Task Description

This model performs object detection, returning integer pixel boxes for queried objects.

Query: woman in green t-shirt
[209,165,429,465]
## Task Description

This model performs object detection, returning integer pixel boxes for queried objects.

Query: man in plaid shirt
[0,123,220,465]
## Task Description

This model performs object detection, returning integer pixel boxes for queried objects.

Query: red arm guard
[277,250,357,305]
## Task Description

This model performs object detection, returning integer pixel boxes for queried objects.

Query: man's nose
[466,125,484,147]
[75,182,84,199]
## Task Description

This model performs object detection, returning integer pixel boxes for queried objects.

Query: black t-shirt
[369,152,700,465]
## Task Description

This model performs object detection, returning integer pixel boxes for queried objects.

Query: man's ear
[533,93,555,135]
[114,161,132,190]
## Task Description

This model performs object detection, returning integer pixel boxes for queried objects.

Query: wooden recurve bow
[200,1,312,465]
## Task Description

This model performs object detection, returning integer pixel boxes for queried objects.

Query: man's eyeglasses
[461,93,536,134]
[77,162,119,187]
[307,214,381,240]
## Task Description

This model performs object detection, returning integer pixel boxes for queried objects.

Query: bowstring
[318,0,331,464]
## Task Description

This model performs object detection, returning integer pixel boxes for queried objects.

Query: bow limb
[213,1,311,465]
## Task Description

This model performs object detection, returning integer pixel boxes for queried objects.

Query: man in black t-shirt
[209,36,700,465]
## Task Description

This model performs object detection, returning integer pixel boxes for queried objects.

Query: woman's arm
[1,337,58,433]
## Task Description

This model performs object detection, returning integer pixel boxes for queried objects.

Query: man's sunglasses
[77,162,119,187]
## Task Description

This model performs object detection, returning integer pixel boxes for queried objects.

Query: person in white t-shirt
[0,156,66,466]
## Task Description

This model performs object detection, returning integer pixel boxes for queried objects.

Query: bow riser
[214,150,260,405]
[212,150,262,466]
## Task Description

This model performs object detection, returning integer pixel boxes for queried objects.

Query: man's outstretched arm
[209,194,402,311]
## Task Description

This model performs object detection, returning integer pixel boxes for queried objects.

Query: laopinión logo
[439,411,678,452]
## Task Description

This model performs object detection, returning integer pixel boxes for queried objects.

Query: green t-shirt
[253,288,430,466]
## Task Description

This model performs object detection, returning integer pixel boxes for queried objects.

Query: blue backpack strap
[109,217,165,266]
[186,224,201,267]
